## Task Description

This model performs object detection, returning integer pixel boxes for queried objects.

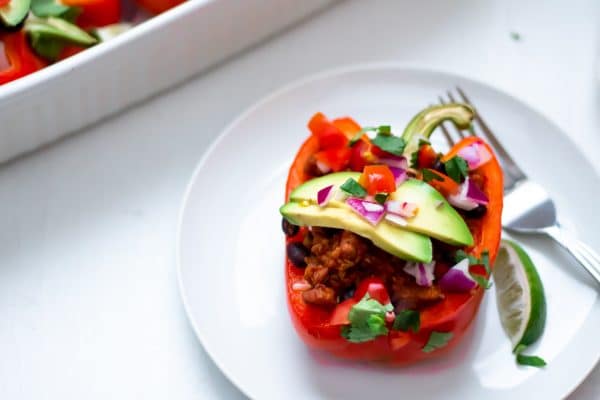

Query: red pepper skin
[62,0,121,28]
[0,32,46,85]
[135,0,185,14]
[285,133,503,364]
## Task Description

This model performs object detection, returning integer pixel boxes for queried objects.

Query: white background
[0,0,598,398]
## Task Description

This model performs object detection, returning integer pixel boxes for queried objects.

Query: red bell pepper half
[0,32,45,85]
[284,119,503,364]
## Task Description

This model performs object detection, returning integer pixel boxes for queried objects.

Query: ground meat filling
[301,228,446,310]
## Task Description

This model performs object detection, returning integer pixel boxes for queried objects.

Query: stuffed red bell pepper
[280,104,503,364]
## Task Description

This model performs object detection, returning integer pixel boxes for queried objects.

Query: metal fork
[437,88,600,285]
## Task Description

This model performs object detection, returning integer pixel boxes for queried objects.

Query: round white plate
[177,65,600,399]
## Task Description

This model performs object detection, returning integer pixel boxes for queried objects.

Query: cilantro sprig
[340,178,367,198]
[374,193,389,205]
[422,169,443,183]
[341,293,393,343]
[455,249,492,289]
[514,344,546,368]
[393,310,420,333]
[443,156,469,183]
[422,331,453,353]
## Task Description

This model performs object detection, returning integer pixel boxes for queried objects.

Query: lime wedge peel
[493,239,547,352]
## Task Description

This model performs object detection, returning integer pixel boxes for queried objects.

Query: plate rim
[176,62,600,399]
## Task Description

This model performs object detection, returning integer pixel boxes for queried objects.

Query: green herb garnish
[340,178,367,198]
[371,134,406,156]
[341,293,393,343]
[374,193,389,205]
[422,331,453,353]
[31,0,80,21]
[514,344,546,367]
[409,139,431,168]
[378,125,391,135]
[393,310,420,333]
[443,156,469,183]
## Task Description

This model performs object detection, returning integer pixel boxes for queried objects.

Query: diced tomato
[329,298,357,326]
[58,45,85,60]
[62,0,120,28]
[0,0,10,7]
[421,169,460,197]
[135,0,184,14]
[314,147,351,172]
[350,140,373,171]
[308,112,349,150]
[417,144,438,169]
[359,165,396,195]
[388,331,411,351]
[332,117,362,137]
[354,277,391,305]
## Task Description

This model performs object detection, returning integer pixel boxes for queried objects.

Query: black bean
[340,286,356,301]
[281,218,299,237]
[287,242,309,268]
[464,204,487,219]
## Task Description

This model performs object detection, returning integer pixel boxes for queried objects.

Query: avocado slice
[0,0,31,28]
[280,202,432,262]
[286,171,473,248]
[390,179,473,246]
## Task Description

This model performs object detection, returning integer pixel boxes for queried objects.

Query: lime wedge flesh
[493,240,546,350]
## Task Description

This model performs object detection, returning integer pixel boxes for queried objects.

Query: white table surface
[0,0,598,398]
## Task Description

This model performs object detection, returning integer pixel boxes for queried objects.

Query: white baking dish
[0,0,336,163]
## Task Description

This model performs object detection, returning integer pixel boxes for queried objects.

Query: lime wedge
[493,239,546,351]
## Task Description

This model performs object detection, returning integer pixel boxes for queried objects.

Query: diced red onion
[404,261,435,287]
[384,213,408,227]
[346,197,386,225]
[457,143,492,170]
[389,167,408,186]
[316,160,331,174]
[448,180,478,211]
[363,202,384,213]
[317,185,334,207]
[385,200,418,218]
[465,178,489,205]
[448,177,488,210]
[439,258,477,292]
[292,280,312,291]
[378,156,408,170]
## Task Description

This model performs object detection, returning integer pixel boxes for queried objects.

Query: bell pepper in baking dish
[61,0,120,27]
[284,106,503,364]
[135,0,185,14]
[0,32,45,85]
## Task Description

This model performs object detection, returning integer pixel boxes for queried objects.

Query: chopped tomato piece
[354,277,391,305]
[422,168,460,197]
[417,144,438,169]
[0,32,45,85]
[332,117,362,137]
[329,298,357,326]
[359,165,396,195]
[314,147,351,172]
[308,112,349,150]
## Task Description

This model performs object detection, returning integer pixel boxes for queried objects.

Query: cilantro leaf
[374,193,389,204]
[341,293,393,343]
[455,250,492,289]
[371,134,406,156]
[422,331,453,353]
[393,310,420,333]
[378,125,391,135]
[340,178,367,198]
[443,156,469,183]
[422,169,443,183]
[349,131,365,147]
[516,354,546,367]
[31,0,80,21]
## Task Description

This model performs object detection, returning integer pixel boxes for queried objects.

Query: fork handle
[544,225,600,285]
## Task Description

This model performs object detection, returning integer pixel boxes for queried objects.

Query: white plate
[177,65,600,399]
